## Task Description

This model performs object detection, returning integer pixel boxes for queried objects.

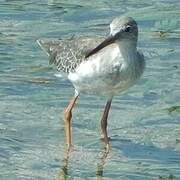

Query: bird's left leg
[64,94,79,151]
[100,98,112,152]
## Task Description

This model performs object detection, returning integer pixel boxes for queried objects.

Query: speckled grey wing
[37,37,104,73]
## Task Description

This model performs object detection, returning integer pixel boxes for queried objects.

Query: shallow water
[0,0,180,179]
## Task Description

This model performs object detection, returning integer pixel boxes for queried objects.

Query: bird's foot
[100,136,111,142]
[105,143,111,153]
[100,136,111,152]
[65,144,75,152]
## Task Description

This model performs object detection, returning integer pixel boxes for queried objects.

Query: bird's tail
[37,39,51,56]
[37,39,59,65]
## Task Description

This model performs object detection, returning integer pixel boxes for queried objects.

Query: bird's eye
[125,26,131,32]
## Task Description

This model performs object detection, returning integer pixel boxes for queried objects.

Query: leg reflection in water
[58,148,109,179]
[58,150,70,180]
[96,150,109,179]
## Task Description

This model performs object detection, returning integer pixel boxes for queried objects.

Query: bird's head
[110,16,138,42]
[85,16,138,58]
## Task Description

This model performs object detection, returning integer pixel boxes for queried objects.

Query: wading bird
[37,16,145,152]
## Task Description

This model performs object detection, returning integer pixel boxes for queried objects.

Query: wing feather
[37,37,104,73]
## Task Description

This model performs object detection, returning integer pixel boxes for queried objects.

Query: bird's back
[37,37,104,73]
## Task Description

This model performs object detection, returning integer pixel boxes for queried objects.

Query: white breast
[68,43,142,97]
[69,44,121,79]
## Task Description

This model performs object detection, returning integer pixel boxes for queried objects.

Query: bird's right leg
[64,94,79,151]
[100,98,112,152]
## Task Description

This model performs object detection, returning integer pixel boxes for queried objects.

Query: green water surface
[0,0,180,179]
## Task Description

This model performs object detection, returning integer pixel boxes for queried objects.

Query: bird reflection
[96,150,109,179]
[58,150,70,180]
[58,148,109,179]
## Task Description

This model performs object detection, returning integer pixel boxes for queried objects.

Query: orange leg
[64,95,79,150]
[100,99,112,152]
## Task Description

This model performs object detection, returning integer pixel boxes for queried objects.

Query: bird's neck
[117,40,137,63]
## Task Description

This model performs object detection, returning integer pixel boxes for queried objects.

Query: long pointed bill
[85,34,118,58]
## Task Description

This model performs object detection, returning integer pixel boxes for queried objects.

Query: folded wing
[37,37,104,73]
